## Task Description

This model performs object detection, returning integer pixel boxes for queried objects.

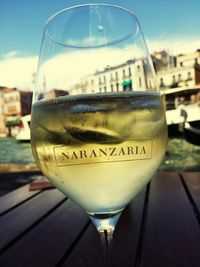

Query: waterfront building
[69,59,155,95]
[68,50,200,96]
[176,50,200,67]
[156,64,200,89]
[2,88,33,136]
[156,50,200,89]
[4,89,32,117]
[0,87,15,136]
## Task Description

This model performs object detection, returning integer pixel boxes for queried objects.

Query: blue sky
[0,0,200,88]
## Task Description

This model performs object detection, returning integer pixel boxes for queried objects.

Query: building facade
[176,50,200,67]
[0,88,33,136]
[156,65,200,89]
[69,59,155,95]
[156,50,200,89]
[0,87,15,136]
[68,50,200,96]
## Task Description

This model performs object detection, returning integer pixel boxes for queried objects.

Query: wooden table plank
[0,200,89,267]
[0,189,65,251]
[0,171,40,197]
[62,188,147,267]
[140,171,200,267]
[181,172,200,213]
[63,224,104,267]
[0,171,199,267]
[0,184,40,216]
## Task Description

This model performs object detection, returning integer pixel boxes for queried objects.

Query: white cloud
[147,37,200,54]
[0,55,38,90]
[66,36,108,47]
[4,51,19,59]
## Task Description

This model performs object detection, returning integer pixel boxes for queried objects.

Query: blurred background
[0,0,199,182]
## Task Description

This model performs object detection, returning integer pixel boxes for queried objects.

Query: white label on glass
[54,139,152,167]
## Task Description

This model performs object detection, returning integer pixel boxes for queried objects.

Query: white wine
[31,92,167,215]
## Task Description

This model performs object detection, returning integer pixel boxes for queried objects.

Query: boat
[15,114,31,142]
[166,104,200,137]
[166,107,185,136]
[184,121,200,146]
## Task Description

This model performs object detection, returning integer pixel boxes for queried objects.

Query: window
[9,96,14,102]
[178,74,182,81]
[128,67,132,76]
[160,78,165,87]
[8,105,17,113]
[129,81,133,91]
[110,73,113,81]
[149,80,152,89]
[123,80,132,91]
[139,77,142,87]
[116,83,119,92]
[187,72,192,80]
[103,76,106,83]
[123,69,125,78]
[99,77,101,84]
[104,86,107,92]
[115,72,118,80]
[137,65,140,71]
[111,84,114,92]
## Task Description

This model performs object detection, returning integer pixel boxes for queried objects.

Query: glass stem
[100,230,113,267]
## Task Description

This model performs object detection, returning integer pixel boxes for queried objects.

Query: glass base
[87,209,123,234]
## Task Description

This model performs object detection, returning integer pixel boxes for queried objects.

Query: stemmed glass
[31,4,167,241]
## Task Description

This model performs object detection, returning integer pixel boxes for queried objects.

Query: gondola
[184,121,200,146]
[166,104,200,138]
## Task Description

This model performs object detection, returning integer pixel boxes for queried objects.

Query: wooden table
[0,171,199,267]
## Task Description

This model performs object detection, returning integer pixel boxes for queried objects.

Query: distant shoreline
[0,163,39,173]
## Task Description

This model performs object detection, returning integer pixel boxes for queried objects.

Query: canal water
[162,138,200,171]
[0,137,200,171]
[0,138,35,164]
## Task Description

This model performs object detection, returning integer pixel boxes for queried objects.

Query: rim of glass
[44,3,141,49]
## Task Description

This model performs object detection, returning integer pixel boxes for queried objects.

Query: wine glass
[31,4,167,240]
